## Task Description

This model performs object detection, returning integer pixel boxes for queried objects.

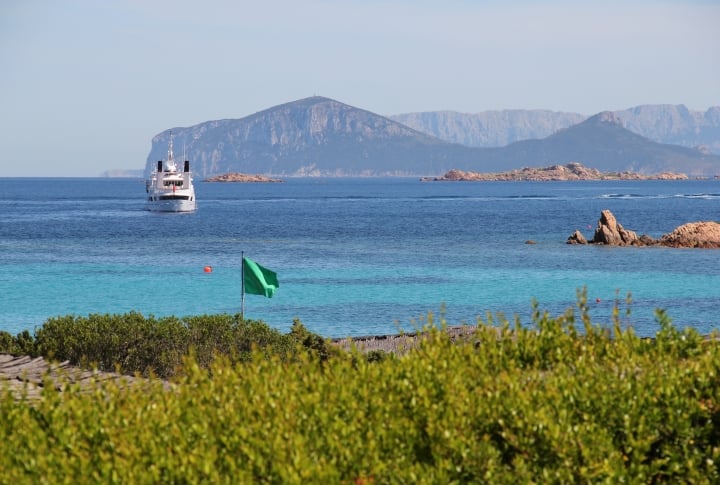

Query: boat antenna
[168,130,174,162]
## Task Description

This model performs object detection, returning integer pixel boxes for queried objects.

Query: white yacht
[145,132,197,212]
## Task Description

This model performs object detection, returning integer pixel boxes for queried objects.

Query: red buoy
[204,266,213,273]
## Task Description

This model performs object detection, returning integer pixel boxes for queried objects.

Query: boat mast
[167,131,174,163]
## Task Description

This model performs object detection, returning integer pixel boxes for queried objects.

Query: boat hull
[146,197,197,213]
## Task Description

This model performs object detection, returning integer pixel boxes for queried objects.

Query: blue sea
[1,177,719,338]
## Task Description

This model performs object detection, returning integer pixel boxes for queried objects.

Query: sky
[1,0,718,177]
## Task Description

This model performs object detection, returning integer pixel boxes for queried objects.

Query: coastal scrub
[1,298,720,482]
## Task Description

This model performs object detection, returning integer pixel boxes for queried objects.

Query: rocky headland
[204,173,283,183]
[145,98,720,178]
[567,210,720,248]
[422,163,688,182]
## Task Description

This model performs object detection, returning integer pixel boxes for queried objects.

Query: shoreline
[331,325,479,353]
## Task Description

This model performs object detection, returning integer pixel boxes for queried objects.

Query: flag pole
[241,251,245,317]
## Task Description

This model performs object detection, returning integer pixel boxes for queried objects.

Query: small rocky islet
[204,173,283,183]
[568,210,720,249]
[423,164,718,248]
[423,162,688,181]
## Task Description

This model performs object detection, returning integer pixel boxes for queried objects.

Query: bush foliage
[0,313,337,378]
[1,296,720,482]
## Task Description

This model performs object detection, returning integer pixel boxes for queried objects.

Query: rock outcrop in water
[659,222,720,248]
[423,163,688,182]
[567,210,720,248]
[591,210,642,246]
[204,173,283,183]
[567,230,588,245]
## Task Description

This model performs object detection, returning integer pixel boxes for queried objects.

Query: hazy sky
[1,0,718,176]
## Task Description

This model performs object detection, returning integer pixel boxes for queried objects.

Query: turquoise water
[1,178,719,337]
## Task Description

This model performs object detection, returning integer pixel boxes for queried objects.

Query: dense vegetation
[1,295,719,482]
[0,313,339,378]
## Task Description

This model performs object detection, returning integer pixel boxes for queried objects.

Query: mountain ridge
[144,97,720,178]
[390,104,720,154]
[146,97,466,177]
[491,111,720,176]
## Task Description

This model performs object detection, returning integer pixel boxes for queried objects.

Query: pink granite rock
[659,222,720,248]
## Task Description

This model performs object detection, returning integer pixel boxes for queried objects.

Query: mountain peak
[146,96,450,177]
[278,95,342,109]
[587,111,624,127]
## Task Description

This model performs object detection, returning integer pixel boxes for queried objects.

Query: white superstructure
[145,132,197,212]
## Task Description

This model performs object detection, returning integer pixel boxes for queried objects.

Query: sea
[1,177,719,339]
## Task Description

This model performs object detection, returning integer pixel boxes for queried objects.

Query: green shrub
[0,330,35,356]
[289,318,340,361]
[29,312,305,378]
[2,297,720,482]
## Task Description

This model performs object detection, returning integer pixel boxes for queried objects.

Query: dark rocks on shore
[567,210,720,248]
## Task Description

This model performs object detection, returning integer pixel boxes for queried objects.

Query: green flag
[242,257,279,298]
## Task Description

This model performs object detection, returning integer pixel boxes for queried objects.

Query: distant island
[204,173,283,183]
[144,98,720,178]
[421,163,689,182]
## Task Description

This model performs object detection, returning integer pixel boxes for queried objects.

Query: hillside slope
[390,104,720,154]
[145,97,473,177]
[145,98,720,177]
